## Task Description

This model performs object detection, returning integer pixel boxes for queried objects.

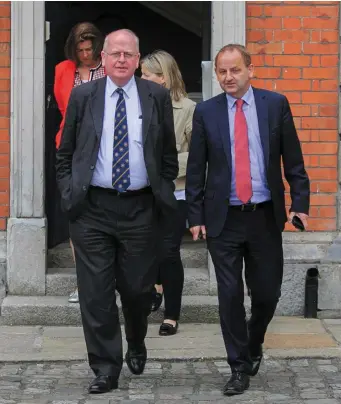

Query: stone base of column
[7,218,47,295]
[207,232,341,315]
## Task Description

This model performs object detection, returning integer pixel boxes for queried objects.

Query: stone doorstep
[0,319,339,362]
[0,295,223,326]
[46,266,211,296]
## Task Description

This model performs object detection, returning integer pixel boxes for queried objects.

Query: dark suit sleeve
[185,105,207,227]
[55,89,78,201]
[280,96,310,214]
[161,91,178,181]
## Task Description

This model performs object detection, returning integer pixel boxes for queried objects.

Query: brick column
[246,1,339,232]
[0,1,10,299]
[246,1,341,314]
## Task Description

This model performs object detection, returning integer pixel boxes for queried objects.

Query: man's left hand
[288,212,309,230]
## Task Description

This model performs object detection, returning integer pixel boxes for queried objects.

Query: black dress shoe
[151,289,163,312]
[223,371,250,396]
[88,375,118,394]
[125,343,147,375]
[159,321,178,336]
[249,344,263,376]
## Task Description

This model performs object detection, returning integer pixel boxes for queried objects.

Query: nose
[226,71,233,81]
[118,53,125,62]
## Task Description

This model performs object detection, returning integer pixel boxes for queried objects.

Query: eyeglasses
[104,51,137,60]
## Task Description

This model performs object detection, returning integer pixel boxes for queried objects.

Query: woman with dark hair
[54,22,106,303]
[54,22,105,148]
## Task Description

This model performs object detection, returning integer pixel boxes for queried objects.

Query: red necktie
[234,99,252,204]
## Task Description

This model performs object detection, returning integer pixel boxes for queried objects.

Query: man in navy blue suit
[186,44,310,396]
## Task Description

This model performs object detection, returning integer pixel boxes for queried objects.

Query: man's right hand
[190,225,207,241]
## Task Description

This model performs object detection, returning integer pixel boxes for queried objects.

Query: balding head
[103,29,139,54]
[101,29,140,87]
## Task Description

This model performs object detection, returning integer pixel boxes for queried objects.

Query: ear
[136,53,141,69]
[248,64,255,79]
[101,51,106,67]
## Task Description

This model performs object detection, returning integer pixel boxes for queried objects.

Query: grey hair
[103,29,139,52]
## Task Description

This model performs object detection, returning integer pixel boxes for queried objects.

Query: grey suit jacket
[56,76,179,220]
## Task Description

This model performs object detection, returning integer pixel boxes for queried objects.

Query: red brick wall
[246,1,340,231]
[0,1,10,230]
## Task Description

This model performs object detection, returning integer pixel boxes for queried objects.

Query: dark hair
[64,22,104,64]
[215,44,252,68]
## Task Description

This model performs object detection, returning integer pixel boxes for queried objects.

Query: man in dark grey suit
[56,29,178,394]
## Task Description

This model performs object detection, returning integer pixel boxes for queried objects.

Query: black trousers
[69,186,158,379]
[157,200,187,321]
[207,202,283,373]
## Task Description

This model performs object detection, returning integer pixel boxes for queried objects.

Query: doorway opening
[45,1,211,248]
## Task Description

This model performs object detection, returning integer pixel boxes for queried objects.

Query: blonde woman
[141,50,195,336]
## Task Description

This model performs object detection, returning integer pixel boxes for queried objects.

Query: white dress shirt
[91,76,149,190]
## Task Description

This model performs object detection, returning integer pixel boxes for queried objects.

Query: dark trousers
[69,186,157,379]
[157,200,187,321]
[207,202,283,373]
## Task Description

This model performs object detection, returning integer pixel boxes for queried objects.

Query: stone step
[46,266,211,296]
[0,295,225,326]
[47,239,208,269]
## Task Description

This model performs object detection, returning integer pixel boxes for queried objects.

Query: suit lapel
[253,87,269,171]
[135,77,153,144]
[90,77,106,139]
[216,93,232,171]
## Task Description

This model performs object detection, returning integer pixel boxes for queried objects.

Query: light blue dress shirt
[226,86,271,205]
[91,76,149,190]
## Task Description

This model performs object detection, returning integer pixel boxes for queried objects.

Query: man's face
[101,32,140,87]
[215,49,254,98]
[76,40,95,67]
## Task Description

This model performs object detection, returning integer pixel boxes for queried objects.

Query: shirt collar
[226,85,254,109]
[106,75,136,99]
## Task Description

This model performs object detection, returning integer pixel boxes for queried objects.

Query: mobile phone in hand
[292,215,305,231]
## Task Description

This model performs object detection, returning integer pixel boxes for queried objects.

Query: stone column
[208,1,246,294]
[7,1,46,295]
[211,1,246,96]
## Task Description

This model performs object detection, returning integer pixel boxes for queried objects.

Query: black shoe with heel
[159,321,178,336]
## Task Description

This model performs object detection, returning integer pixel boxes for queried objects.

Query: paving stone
[1,359,341,403]
[302,400,339,404]
[318,365,339,372]
[317,360,333,365]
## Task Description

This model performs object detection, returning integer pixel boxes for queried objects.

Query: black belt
[89,185,152,197]
[228,201,271,212]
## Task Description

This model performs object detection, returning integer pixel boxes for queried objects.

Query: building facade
[0,1,340,317]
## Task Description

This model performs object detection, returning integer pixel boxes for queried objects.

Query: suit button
[82,186,87,191]
[90,165,95,170]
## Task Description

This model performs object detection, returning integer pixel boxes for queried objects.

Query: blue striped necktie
[112,88,130,191]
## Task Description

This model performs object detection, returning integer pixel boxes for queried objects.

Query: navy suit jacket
[185,87,310,238]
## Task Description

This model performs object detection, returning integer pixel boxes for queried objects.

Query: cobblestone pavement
[1,359,341,403]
